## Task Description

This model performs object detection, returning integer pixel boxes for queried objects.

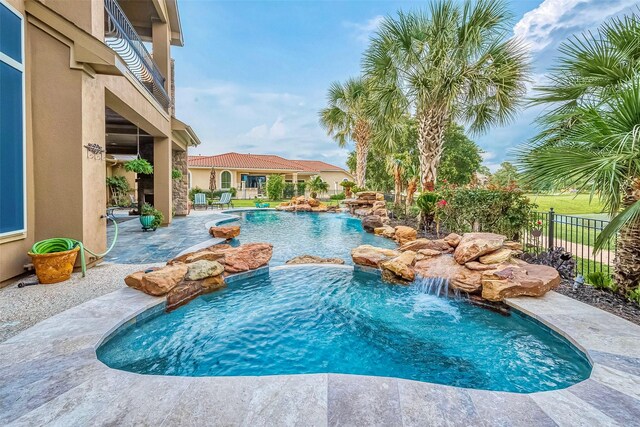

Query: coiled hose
[30,215,119,277]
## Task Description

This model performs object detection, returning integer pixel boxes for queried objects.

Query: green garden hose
[30,215,119,278]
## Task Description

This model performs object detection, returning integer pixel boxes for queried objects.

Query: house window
[221,171,231,189]
[0,0,25,237]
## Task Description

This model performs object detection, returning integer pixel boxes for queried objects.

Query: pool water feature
[226,210,397,265]
[98,267,591,393]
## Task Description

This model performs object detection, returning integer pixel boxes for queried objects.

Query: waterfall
[412,275,463,299]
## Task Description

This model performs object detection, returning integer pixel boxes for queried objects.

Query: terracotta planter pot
[28,246,80,284]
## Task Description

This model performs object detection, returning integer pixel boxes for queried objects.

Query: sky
[172,0,639,172]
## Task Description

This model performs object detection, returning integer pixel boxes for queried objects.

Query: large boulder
[185,260,224,281]
[209,225,240,240]
[394,226,417,245]
[372,200,386,209]
[380,251,416,283]
[443,233,462,248]
[286,255,345,265]
[185,251,225,263]
[362,215,383,232]
[465,261,499,271]
[453,233,506,265]
[308,198,320,207]
[296,204,313,212]
[137,264,188,296]
[166,276,226,312]
[312,205,328,212]
[220,243,273,273]
[415,248,442,261]
[399,238,451,253]
[354,208,373,217]
[351,245,401,267]
[478,248,513,265]
[481,264,561,301]
[124,267,161,290]
[414,254,482,294]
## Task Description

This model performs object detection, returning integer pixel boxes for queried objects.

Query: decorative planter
[140,215,156,231]
[28,246,80,284]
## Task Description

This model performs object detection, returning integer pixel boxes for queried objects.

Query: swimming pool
[226,210,397,264]
[98,267,591,393]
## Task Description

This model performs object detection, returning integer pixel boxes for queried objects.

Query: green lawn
[526,193,605,214]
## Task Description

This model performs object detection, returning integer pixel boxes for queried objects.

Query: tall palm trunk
[353,120,371,188]
[614,180,640,293]
[417,108,447,191]
[393,163,403,206]
[405,176,418,207]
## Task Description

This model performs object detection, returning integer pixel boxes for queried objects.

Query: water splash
[412,275,463,299]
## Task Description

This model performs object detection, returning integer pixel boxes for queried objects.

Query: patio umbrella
[209,167,216,191]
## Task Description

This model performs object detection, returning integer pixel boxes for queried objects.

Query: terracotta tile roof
[188,152,348,173]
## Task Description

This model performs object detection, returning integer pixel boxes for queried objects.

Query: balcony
[104,0,170,110]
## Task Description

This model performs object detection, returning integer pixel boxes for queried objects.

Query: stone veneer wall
[173,150,189,216]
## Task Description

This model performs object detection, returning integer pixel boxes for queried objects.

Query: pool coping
[1,265,639,425]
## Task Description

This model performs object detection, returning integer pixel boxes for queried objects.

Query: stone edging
[1,265,639,424]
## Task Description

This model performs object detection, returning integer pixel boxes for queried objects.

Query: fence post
[548,208,555,250]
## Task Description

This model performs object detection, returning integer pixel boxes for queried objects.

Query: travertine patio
[1,264,639,426]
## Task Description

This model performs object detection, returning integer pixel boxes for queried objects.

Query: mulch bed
[555,280,640,326]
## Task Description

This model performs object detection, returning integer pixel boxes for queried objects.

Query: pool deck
[1,265,639,426]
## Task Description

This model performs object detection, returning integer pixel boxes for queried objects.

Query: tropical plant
[340,180,356,198]
[124,158,153,175]
[586,272,618,292]
[363,0,529,191]
[296,181,307,197]
[171,168,183,180]
[266,174,285,200]
[438,125,484,186]
[416,191,439,229]
[319,77,374,187]
[517,11,640,293]
[307,176,329,199]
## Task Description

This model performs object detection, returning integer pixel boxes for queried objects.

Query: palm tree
[363,0,529,191]
[307,175,329,198]
[319,77,373,188]
[518,12,640,294]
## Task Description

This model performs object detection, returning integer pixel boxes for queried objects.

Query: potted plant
[340,180,356,198]
[307,176,329,200]
[124,158,154,175]
[140,203,163,231]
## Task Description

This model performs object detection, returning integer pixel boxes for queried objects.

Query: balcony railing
[104,0,170,109]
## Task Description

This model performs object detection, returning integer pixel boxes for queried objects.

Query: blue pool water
[98,267,591,392]
[226,211,397,264]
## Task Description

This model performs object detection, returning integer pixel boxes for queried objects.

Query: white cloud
[514,0,638,53]
[176,80,351,169]
[344,15,384,43]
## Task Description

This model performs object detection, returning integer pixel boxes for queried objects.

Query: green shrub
[171,168,183,180]
[296,181,307,196]
[141,203,164,228]
[283,182,296,199]
[627,288,640,305]
[266,174,285,200]
[416,191,439,227]
[435,188,536,240]
[586,272,618,292]
[330,192,346,200]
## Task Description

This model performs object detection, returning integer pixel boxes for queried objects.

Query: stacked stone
[350,232,560,302]
[172,151,189,216]
[276,196,337,212]
[125,242,273,311]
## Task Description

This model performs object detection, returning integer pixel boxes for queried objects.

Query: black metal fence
[519,208,616,278]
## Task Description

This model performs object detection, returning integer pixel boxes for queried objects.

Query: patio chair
[211,192,234,210]
[254,201,271,208]
[194,193,208,210]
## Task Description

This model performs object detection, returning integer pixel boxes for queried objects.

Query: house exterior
[0,0,200,282]
[188,153,354,199]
